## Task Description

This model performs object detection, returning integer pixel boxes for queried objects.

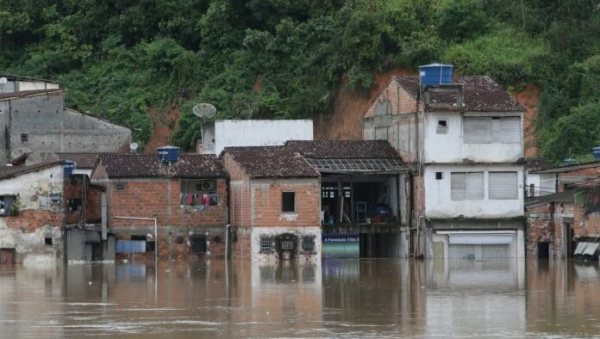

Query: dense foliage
[1,0,599,163]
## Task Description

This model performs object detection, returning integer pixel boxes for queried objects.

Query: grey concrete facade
[0,91,131,162]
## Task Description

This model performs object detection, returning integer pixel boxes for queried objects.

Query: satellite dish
[0,77,7,85]
[130,142,139,153]
[25,151,59,166]
[192,103,217,119]
[11,147,32,160]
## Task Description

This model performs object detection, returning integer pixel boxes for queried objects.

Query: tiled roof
[97,154,226,179]
[285,140,401,159]
[393,76,524,112]
[224,146,320,179]
[57,153,106,169]
[0,161,64,180]
[574,178,600,188]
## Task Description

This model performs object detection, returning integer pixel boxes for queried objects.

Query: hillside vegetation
[1,0,599,163]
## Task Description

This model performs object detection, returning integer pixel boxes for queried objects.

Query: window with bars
[451,172,484,201]
[302,235,316,253]
[489,172,518,199]
[260,236,274,253]
[436,120,448,134]
[463,116,520,144]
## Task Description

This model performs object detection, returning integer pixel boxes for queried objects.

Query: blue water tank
[593,147,600,160]
[64,161,75,176]
[419,63,454,87]
[157,146,180,162]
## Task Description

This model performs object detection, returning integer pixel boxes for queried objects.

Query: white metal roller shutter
[499,117,520,143]
[467,172,484,200]
[448,244,510,259]
[451,172,467,200]
[463,117,491,143]
[489,172,518,199]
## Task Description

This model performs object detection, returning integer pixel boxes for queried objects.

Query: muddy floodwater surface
[1,259,600,338]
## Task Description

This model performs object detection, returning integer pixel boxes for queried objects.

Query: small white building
[363,67,526,259]
[201,119,313,155]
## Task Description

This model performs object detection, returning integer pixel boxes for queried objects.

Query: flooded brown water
[1,259,599,338]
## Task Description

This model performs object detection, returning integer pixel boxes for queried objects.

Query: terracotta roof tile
[393,75,524,112]
[98,154,225,179]
[285,140,401,159]
[57,153,104,169]
[224,146,319,179]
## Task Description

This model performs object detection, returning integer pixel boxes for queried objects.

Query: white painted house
[363,66,526,259]
[201,120,313,155]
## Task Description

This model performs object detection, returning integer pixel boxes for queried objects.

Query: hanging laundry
[202,194,210,206]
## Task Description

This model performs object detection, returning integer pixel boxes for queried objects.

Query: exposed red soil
[514,83,540,158]
[314,68,415,140]
[143,101,180,154]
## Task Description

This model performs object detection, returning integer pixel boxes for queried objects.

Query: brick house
[0,162,65,264]
[221,146,321,262]
[91,152,228,261]
[525,162,600,259]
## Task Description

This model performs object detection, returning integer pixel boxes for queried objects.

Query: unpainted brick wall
[364,80,417,118]
[6,209,63,232]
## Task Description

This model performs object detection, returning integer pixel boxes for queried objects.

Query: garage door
[448,244,510,259]
[446,233,514,259]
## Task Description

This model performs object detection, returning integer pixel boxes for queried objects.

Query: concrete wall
[424,164,525,219]
[423,112,523,163]
[363,114,423,163]
[2,92,131,162]
[427,228,525,259]
[206,120,313,155]
[0,165,65,264]
[0,79,59,93]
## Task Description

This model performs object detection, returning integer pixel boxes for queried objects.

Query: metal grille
[190,235,207,254]
[260,236,274,253]
[302,236,316,253]
[306,158,405,173]
[448,244,510,259]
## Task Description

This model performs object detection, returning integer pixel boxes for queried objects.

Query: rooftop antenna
[192,103,217,122]
[130,142,139,154]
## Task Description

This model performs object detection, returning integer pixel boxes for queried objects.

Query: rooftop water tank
[419,63,454,87]
[64,161,75,176]
[157,146,180,163]
[593,147,600,160]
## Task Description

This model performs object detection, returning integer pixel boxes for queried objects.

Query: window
[68,198,82,212]
[115,184,126,191]
[45,237,52,246]
[180,180,218,206]
[489,172,518,199]
[21,134,28,143]
[463,116,520,144]
[437,120,448,134]
[436,172,443,180]
[451,172,484,201]
[302,236,316,253]
[282,192,295,213]
[260,236,274,253]
[0,195,17,216]
[130,235,155,252]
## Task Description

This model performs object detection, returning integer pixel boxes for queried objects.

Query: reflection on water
[0,259,599,338]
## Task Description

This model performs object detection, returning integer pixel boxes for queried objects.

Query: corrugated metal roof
[0,89,62,101]
[525,190,575,208]
[529,161,600,174]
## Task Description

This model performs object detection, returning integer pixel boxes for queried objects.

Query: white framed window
[489,172,518,199]
[463,116,520,143]
[451,172,484,201]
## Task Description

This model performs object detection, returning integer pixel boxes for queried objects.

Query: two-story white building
[363,65,526,259]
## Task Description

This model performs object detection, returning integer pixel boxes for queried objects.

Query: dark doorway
[565,223,575,258]
[538,242,550,258]
[0,248,15,264]
[190,235,207,254]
